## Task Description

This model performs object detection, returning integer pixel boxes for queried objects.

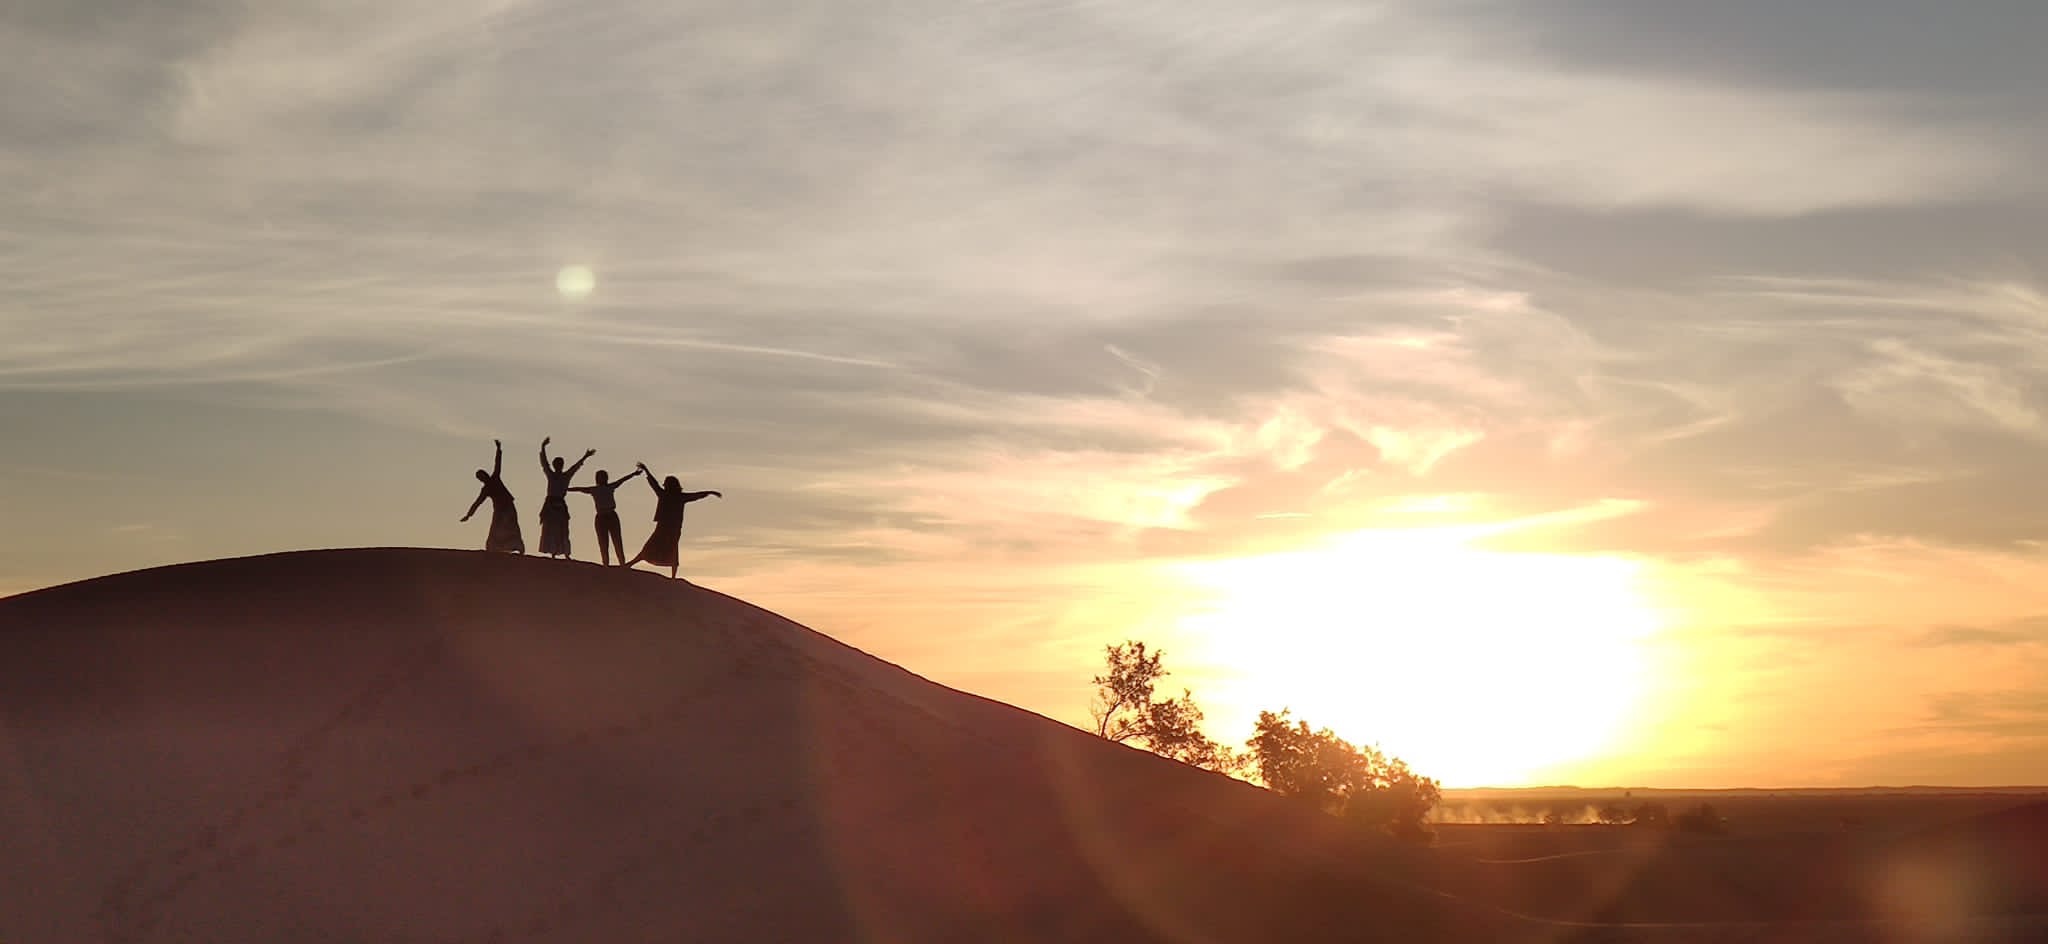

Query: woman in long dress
[624,461,721,578]
[537,436,596,559]
[460,439,525,553]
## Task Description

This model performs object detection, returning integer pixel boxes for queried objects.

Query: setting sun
[1167,529,1667,788]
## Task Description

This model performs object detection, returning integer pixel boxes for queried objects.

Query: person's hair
[551,456,565,471]
[475,469,489,482]
[595,469,610,484]
[664,475,681,491]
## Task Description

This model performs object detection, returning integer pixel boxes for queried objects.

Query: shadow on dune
[1876,801,2048,923]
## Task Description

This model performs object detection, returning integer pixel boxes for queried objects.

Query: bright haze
[6,0,2048,790]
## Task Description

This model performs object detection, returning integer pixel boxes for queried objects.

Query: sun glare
[555,264,597,299]
[1168,529,1665,788]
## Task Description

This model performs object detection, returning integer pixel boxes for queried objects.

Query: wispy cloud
[7,0,2048,784]
[1915,617,2048,649]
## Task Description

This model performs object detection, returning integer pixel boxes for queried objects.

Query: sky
[6,0,2048,789]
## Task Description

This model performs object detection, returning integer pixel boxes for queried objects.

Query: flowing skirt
[539,496,572,556]
[486,498,525,554]
[634,518,683,568]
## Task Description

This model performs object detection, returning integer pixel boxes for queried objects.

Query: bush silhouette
[1246,710,1440,842]
[1675,802,1726,834]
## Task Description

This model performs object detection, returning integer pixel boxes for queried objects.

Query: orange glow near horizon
[1166,528,1668,788]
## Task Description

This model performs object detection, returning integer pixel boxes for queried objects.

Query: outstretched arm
[618,467,646,485]
[567,485,595,494]
[491,439,502,479]
[637,463,661,495]
[566,448,596,477]
[681,490,722,503]
[461,488,487,521]
[538,436,552,472]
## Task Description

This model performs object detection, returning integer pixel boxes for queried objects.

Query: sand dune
[2,548,1520,944]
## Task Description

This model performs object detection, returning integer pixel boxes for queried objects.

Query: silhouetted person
[460,439,524,554]
[624,462,720,579]
[568,467,644,566]
[537,436,596,559]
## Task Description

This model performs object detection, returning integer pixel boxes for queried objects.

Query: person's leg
[593,516,610,566]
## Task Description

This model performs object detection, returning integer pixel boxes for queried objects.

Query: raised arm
[538,436,553,472]
[461,487,488,522]
[491,439,502,479]
[618,467,646,485]
[681,490,722,503]
[637,463,662,495]
[566,447,596,477]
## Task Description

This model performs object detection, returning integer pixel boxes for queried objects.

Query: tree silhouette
[1245,710,1440,841]
[1092,641,1166,743]
[1089,641,1243,775]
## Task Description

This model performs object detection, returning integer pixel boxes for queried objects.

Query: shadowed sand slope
[1,549,1515,944]
[1882,801,2048,919]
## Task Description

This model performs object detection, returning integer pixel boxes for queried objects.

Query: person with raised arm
[623,461,721,579]
[460,439,525,554]
[537,436,596,559]
[568,465,645,567]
